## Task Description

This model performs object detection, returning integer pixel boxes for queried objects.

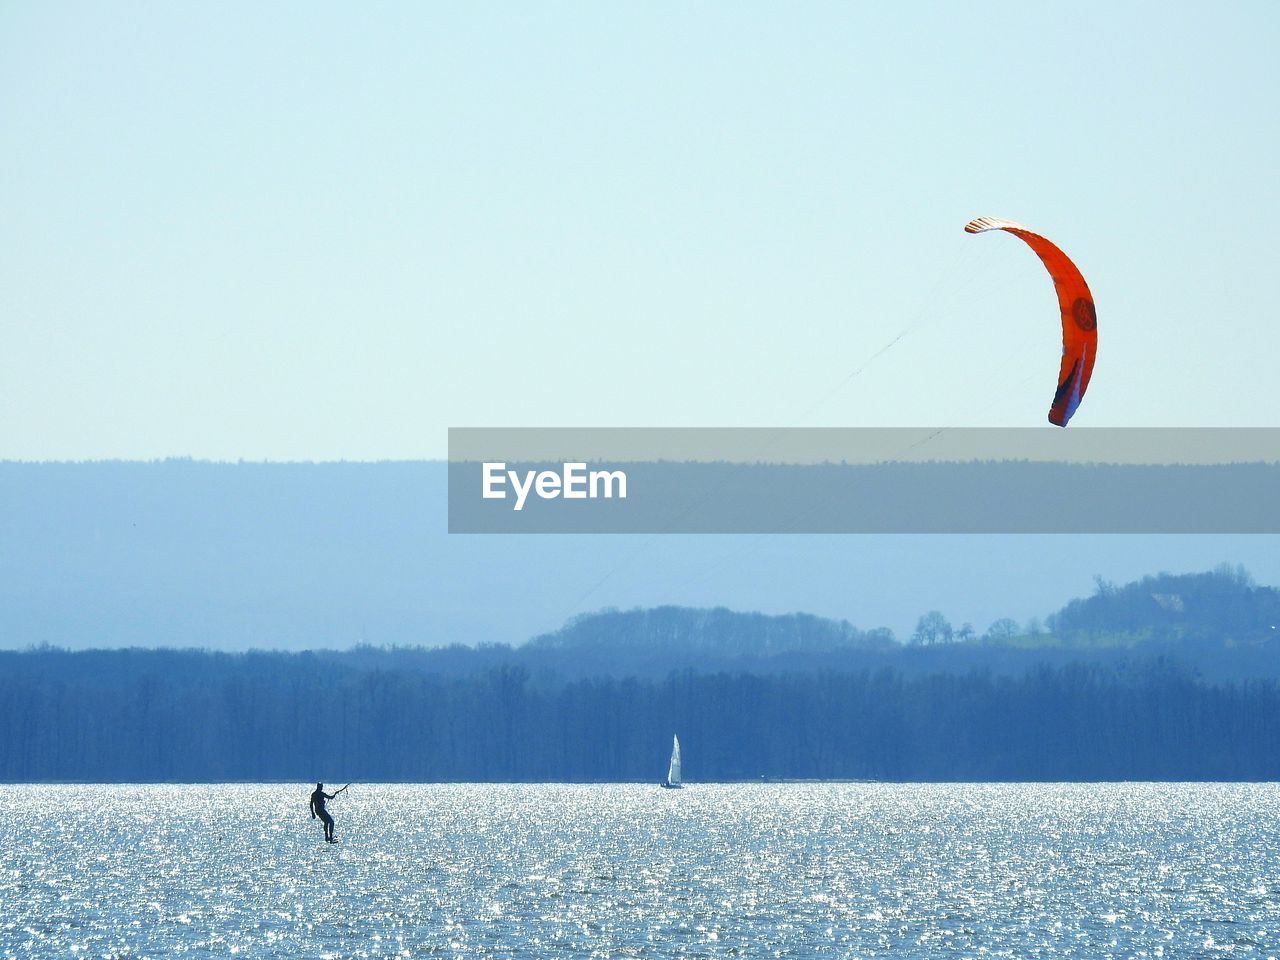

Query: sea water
[2,783,1278,958]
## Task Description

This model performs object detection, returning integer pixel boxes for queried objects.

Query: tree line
[2,649,1276,782]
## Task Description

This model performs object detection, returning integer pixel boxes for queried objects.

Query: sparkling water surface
[2,783,1279,958]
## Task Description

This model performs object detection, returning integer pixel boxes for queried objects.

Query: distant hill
[321,567,1280,681]
[530,606,895,656]
[505,569,1280,680]
[527,568,1280,664]
[1045,565,1280,649]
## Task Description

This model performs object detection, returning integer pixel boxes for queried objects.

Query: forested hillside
[1048,566,1280,646]
[4,568,1279,783]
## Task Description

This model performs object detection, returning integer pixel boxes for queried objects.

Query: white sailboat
[661,734,682,789]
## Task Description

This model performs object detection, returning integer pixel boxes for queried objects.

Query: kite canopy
[964,217,1097,427]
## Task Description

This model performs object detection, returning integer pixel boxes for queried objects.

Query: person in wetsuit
[310,783,336,842]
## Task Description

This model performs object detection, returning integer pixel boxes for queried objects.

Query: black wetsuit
[310,787,335,842]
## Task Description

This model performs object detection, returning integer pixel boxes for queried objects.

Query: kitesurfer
[310,782,337,843]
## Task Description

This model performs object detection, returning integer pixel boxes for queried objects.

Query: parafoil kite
[964,217,1097,427]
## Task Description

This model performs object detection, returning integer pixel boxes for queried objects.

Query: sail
[667,735,682,786]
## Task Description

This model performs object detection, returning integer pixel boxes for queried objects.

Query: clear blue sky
[2,2,1277,461]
